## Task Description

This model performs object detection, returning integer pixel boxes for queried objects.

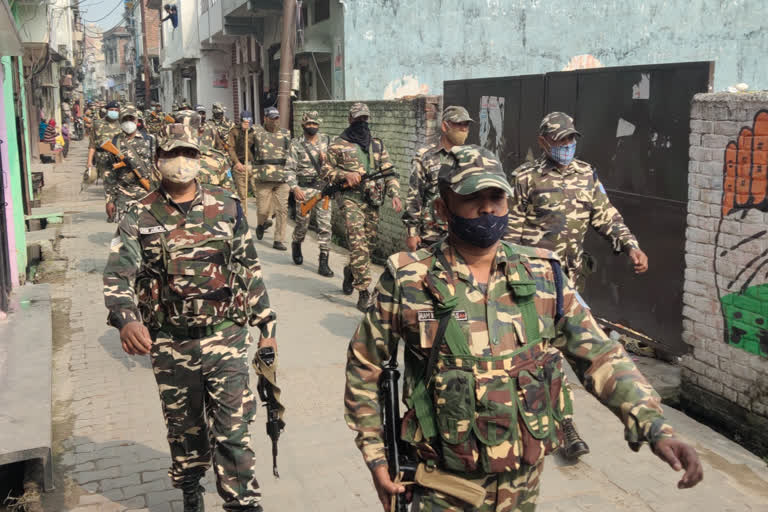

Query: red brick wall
[143,0,161,57]
[232,44,240,121]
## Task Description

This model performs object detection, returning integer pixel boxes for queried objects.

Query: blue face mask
[549,142,576,166]
[449,211,509,248]
[107,110,119,121]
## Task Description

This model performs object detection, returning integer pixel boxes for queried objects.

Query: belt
[160,319,236,339]
[297,176,318,187]
[254,159,286,166]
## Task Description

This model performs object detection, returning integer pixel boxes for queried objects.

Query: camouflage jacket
[402,143,452,242]
[227,126,256,167]
[211,118,234,148]
[103,184,277,337]
[200,122,225,151]
[145,111,165,136]
[251,124,291,183]
[284,133,332,189]
[324,137,399,206]
[344,240,673,470]
[199,144,233,189]
[89,118,122,150]
[104,131,157,204]
[506,156,640,277]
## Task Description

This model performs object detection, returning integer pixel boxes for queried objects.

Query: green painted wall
[2,56,27,281]
[18,57,32,200]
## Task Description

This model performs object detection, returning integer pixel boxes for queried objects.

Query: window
[314,0,329,23]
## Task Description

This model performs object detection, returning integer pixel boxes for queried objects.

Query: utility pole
[139,0,152,106]
[277,0,296,130]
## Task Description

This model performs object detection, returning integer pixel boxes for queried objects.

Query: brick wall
[293,96,443,261]
[682,91,768,456]
[143,0,161,57]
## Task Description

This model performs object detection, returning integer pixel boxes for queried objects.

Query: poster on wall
[479,96,505,161]
[213,70,229,88]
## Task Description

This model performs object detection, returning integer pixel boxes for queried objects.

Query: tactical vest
[134,187,253,330]
[344,139,386,206]
[401,245,572,474]
[252,129,291,182]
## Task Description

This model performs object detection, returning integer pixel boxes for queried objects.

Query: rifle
[379,353,416,512]
[100,140,151,191]
[300,169,396,217]
[165,114,175,123]
[256,347,285,478]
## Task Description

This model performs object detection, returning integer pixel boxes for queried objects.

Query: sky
[81,0,127,33]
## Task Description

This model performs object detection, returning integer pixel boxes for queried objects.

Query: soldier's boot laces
[342,266,354,295]
[562,418,590,458]
[318,250,334,277]
[356,290,370,312]
[292,242,303,265]
[181,484,205,512]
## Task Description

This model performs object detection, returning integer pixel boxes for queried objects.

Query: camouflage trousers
[340,198,379,291]
[94,151,111,181]
[412,462,544,512]
[150,323,261,510]
[292,185,332,251]
[254,182,290,244]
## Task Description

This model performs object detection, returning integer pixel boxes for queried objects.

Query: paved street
[35,139,768,511]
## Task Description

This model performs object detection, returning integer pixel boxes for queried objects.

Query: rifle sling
[301,140,323,175]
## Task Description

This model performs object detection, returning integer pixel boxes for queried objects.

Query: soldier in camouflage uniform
[197,104,225,150]
[211,102,235,152]
[506,112,649,293]
[403,105,473,251]
[325,103,402,311]
[87,100,122,215]
[228,111,257,209]
[103,122,276,512]
[344,145,702,512]
[250,106,292,250]
[174,110,232,190]
[285,111,334,277]
[145,102,166,137]
[104,105,158,223]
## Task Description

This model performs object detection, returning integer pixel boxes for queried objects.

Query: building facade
[103,26,133,101]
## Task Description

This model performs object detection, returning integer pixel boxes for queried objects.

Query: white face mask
[121,121,137,134]
[157,156,201,183]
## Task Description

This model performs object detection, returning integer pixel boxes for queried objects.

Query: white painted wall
[195,48,233,113]
[161,0,200,67]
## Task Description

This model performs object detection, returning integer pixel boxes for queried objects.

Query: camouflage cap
[264,106,280,119]
[195,104,206,112]
[172,110,202,129]
[212,102,225,112]
[442,105,474,123]
[119,105,139,120]
[159,123,200,152]
[438,145,514,197]
[301,110,322,125]
[539,112,581,141]
[349,102,370,119]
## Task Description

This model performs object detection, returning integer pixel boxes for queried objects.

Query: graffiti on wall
[715,110,768,357]
[478,96,505,161]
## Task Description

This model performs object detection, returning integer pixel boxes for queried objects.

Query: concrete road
[35,140,768,511]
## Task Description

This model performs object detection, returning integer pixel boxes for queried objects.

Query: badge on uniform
[139,226,167,235]
[418,310,468,322]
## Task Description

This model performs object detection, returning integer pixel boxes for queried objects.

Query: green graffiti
[720,284,768,358]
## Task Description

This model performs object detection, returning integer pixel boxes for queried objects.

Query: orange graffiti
[721,111,768,217]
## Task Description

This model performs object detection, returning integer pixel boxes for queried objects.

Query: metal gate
[445,61,714,354]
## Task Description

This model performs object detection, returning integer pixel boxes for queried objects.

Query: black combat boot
[292,242,303,265]
[342,266,354,295]
[273,241,287,251]
[181,483,205,512]
[356,289,370,312]
[562,418,590,458]
[318,250,334,277]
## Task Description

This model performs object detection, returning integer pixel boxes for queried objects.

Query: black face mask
[448,210,509,248]
[303,126,319,136]
[340,121,371,152]
[213,112,223,119]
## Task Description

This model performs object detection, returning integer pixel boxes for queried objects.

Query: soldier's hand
[652,437,703,489]
[106,202,116,220]
[405,236,421,252]
[371,465,406,512]
[258,336,277,353]
[628,248,649,274]
[234,162,245,172]
[345,171,362,187]
[293,186,306,202]
[120,321,152,355]
[392,196,403,213]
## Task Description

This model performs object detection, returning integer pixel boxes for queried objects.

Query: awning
[0,0,23,56]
